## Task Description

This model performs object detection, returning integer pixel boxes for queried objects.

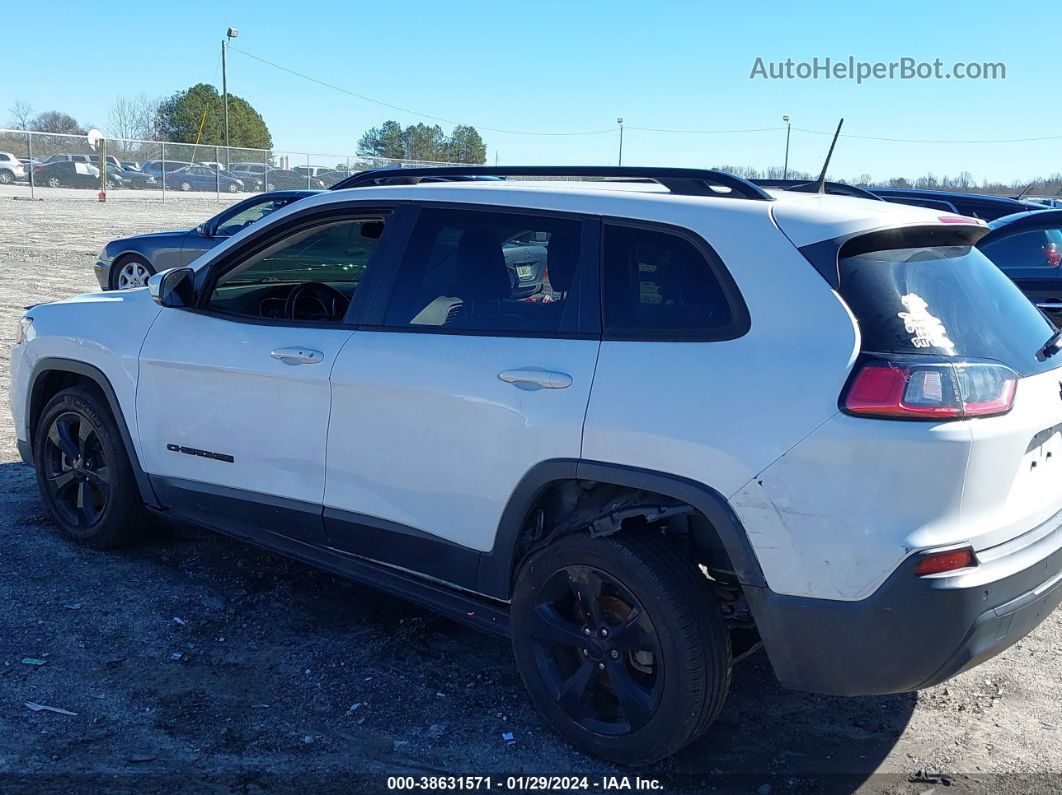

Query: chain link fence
[0,128,467,202]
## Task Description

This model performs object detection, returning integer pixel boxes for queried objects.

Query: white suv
[0,151,26,183]
[11,167,1062,763]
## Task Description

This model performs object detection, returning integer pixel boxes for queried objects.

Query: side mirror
[148,267,196,308]
[195,223,210,237]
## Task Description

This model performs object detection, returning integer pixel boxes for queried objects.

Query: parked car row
[2,152,336,192]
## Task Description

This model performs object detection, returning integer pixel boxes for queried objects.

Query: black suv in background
[978,209,1062,325]
[869,187,1047,220]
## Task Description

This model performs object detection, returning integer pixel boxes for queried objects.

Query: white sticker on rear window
[898,293,955,350]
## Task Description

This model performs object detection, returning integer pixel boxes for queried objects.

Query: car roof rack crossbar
[752,178,884,201]
[330,165,774,201]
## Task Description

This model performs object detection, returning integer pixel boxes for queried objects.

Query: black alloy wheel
[511,533,731,764]
[34,387,147,548]
[524,564,661,735]
[41,410,110,529]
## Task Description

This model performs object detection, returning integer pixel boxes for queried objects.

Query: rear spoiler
[798,223,990,289]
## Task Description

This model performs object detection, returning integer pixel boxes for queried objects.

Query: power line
[627,126,783,135]
[228,45,616,137]
[226,46,1062,146]
[794,126,1062,145]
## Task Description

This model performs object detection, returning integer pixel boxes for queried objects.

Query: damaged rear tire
[510,532,731,764]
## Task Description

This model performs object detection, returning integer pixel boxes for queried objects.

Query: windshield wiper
[1038,329,1062,360]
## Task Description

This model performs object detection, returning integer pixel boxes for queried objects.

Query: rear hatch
[791,213,1062,551]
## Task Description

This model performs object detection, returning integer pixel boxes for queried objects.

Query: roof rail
[330,165,774,201]
[752,178,883,201]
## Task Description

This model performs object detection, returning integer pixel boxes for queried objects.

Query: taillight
[842,355,1017,420]
[914,547,976,576]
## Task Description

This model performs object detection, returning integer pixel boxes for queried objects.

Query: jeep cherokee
[11,166,1062,763]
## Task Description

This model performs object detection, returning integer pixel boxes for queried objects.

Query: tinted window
[981,229,1062,271]
[383,208,582,334]
[207,216,384,322]
[838,245,1057,376]
[602,224,742,339]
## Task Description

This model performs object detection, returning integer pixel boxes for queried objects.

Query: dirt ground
[0,193,1060,794]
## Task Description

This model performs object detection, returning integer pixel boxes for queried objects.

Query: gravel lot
[1,195,1060,793]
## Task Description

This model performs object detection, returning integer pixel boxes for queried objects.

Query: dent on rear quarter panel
[732,413,974,601]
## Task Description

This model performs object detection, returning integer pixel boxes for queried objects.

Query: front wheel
[0,169,13,184]
[33,387,147,548]
[511,533,731,764]
[112,256,154,290]
[227,182,239,193]
[179,181,191,192]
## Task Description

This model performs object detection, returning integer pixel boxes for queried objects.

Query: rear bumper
[747,508,1062,696]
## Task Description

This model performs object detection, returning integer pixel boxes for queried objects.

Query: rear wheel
[33,387,147,548]
[511,533,731,764]
[179,181,191,192]
[47,176,61,188]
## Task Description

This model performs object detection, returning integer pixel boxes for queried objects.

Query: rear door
[323,204,600,588]
[980,220,1062,325]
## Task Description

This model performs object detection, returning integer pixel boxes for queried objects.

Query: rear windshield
[838,244,1058,376]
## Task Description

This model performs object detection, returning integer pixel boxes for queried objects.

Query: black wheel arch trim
[27,358,161,508]
[477,459,766,599]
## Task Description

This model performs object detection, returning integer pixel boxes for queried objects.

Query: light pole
[617,117,624,166]
[782,114,791,180]
[222,27,238,167]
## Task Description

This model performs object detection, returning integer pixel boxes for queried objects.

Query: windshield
[838,244,1057,376]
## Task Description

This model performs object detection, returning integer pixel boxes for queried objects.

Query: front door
[136,208,390,543]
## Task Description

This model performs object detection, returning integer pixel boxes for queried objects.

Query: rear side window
[602,223,747,340]
[382,208,584,335]
[981,229,1062,271]
[838,243,1057,376]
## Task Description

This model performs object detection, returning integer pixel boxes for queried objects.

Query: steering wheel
[284,282,350,322]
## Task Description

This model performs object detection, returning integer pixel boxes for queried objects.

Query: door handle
[1036,302,1062,310]
[498,368,573,389]
[271,347,324,364]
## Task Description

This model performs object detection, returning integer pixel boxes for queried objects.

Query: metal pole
[161,142,166,202]
[617,117,624,166]
[306,153,311,188]
[99,138,107,201]
[222,39,230,155]
[216,145,221,201]
[783,117,791,180]
[27,131,34,200]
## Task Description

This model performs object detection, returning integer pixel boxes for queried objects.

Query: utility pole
[223,27,239,167]
[617,117,624,166]
[782,114,791,179]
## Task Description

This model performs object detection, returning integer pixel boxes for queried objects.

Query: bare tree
[8,99,33,130]
[107,94,158,144]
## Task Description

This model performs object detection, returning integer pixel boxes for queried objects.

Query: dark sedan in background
[978,209,1062,325]
[164,165,244,193]
[96,190,320,289]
